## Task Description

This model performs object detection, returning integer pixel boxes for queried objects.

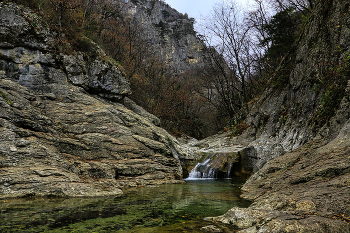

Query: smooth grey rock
[123,97,161,126]
[211,132,350,232]
[175,132,255,178]
[62,49,131,99]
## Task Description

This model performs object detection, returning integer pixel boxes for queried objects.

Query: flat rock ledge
[0,78,184,199]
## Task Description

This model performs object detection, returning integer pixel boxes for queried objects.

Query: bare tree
[269,0,314,13]
[247,0,272,50]
[49,0,83,32]
[199,0,260,119]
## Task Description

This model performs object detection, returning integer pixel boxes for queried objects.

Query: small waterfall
[185,154,235,180]
[186,159,214,179]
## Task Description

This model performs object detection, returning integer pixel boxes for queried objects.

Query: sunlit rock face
[0,2,183,198]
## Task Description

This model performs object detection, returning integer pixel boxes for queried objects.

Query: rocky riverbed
[178,124,350,232]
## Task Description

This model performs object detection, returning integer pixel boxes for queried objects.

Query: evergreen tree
[260,8,298,60]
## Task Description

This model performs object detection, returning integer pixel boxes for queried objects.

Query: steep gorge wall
[205,1,350,232]
[0,2,183,198]
[129,0,208,72]
[242,0,350,172]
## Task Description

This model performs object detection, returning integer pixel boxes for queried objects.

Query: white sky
[164,0,253,23]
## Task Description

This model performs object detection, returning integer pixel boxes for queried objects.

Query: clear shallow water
[0,179,251,232]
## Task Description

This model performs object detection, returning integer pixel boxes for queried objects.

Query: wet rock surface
[175,133,255,179]
[0,2,182,198]
[1,1,349,232]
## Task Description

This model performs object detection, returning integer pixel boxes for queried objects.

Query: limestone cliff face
[0,2,183,198]
[240,0,350,172]
[129,0,207,72]
[205,1,350,232]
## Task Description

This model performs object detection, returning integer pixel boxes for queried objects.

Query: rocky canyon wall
[240,0,350,172]
[205,1,350,231]
[128,0,208,73]
[0,2,183,198]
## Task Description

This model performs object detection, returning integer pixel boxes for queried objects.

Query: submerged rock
[201,225,222,232]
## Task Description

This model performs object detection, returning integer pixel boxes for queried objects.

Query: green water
[0,179,251,232]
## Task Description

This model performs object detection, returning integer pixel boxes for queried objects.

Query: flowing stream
[0,179,250,232]
[186,159,215,179]
[186,153,236,179]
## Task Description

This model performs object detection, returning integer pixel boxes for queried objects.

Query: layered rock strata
[207,127,350,232]
[176,133,255,179]
[0,2,182,198]
[204,0,350,231]
[128,0,208,73]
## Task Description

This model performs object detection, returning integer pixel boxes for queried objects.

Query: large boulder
[62,46,131,100]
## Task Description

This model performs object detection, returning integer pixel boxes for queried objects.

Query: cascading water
[186,159,214,179]
[185,154,235,180]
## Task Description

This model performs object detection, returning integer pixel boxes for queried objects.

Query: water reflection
[0,179,250,232]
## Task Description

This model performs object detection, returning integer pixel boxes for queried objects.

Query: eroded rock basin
[0,179,251,233]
